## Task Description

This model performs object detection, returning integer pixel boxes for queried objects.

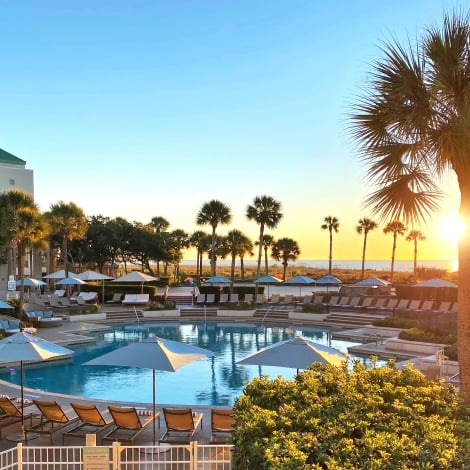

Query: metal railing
[1,442,233,470]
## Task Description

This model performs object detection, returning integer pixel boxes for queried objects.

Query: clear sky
[0,0,463,263]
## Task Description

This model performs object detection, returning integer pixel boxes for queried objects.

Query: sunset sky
[0,1,463,263]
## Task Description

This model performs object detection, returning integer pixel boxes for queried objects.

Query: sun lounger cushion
[122,294,149,305]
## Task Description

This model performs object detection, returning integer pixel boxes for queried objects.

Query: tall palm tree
[271,237,300,281]
[150,216,170,276]
[383,221,407,282]
[246,195,283,281]
[196,200,232,276]
[45,201,88,277]
[190,230,209,285]
[348,12,470,397]
[226,229,252,281]
[407,230,426,280]
[356,218,378,280]
[321,216,339,275]
[255,234,275,276]
[349,15,470,397]
[0,190,49,315]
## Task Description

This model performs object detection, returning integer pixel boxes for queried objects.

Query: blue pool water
[0,322,362,407]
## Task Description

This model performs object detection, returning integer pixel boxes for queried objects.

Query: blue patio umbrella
[204,275,231,285]
[16,278,47,288]
[282,275,316,295]
[254,275,282,297]
[315,274,342,293]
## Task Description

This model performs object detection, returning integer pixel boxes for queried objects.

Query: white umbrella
[77,271,115,301]
[84,337,215,445]
[43,270,78,279]
[0,331,74,439]
[237,336,348,372]
[112,271,158,293]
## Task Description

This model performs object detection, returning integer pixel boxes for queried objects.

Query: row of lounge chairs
[0,396,234,445]
[321,296,457,313]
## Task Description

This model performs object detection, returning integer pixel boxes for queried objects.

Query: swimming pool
[0,322,362,407]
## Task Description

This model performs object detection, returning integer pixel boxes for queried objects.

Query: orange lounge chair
[26,400,78,445]
[102,406,157,444]
[63,403,113,444]
[160,407,203,443]
[0,396,35,438]
[211,408,235,443]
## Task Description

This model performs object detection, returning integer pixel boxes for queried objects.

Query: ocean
[180,259,457,273]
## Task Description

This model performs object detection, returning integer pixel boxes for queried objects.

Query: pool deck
[0,291,455,451]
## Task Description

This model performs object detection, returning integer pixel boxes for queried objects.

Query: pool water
[0,322,363,407]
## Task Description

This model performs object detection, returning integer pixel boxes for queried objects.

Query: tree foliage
[232,362,470,469]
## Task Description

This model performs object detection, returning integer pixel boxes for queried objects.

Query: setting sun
[441,214,465,245]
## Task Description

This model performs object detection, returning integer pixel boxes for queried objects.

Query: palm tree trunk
[256,226,264,280]
[361,233,367,280]
[18,248,25,318]
[63,237,69,277]
[230,255,236,281]
[264,246,269,275]
[413,239,418,280]
[390,233,397,282]
[240,257,245,281]
[458,177,470,402]
[328,230,333,275]
[211,227,216,276]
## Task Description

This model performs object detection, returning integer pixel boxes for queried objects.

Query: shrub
[146,301,177,311]
[68,304,100,315]
[399,327,456,345]
[231,361,470,469]
[219,302,253,311]
[301,303,326,314]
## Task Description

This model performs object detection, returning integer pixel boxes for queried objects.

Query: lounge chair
[205,294,216,304]
[211,408,235,443]
[63,403,113,444]
[268,294,280,305]
[312,295,324,305]
[195,294,206,305]
[0,319,21,335]
[51,289,66,298]
[434,301,452,313]
[253,294,266,307]
[218,293,229,305]
[406,299,422,312]
[417,300,434,312]
[102,406,157,444]
[227,293,239,306]
[79,292,99,303]
[395,299,411,310]
[48,295,68,309]
[26,400,79,445]
[122,293,149,306]
[243,293,254,304]
[280,294,294,306]
[106,293,123,304]
[59,297,72,307]
[160,407,203,443]
[0,396,35,438]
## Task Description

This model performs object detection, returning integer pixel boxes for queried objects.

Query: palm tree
[356,218,378,280]
[349,12,470,398]
[226,230,252,281]
[255,234,275,276]
[321,216,339,275]
[271,237,300,281]
[44,201,88,277]
[246,196,283,281]
[150,216,170,276]
[407,230,426,280]
[0,190,49,315]
[383,221,407,282]
[196,200,232,276]
[189,230,209,285]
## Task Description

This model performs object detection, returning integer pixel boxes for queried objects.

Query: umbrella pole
[152,369,156,445]
[21,360,25,440]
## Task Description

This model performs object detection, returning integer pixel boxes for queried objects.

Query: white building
[0,148,37,289]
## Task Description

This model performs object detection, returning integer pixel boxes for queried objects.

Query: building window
[9,179,15,186]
